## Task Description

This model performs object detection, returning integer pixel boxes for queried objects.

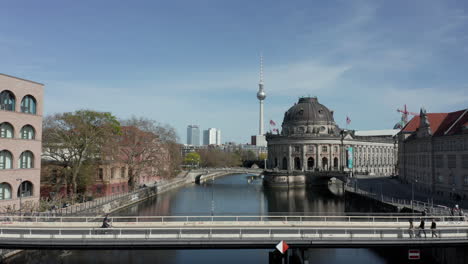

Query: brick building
[0,73,44,212]
[398,108,468,199]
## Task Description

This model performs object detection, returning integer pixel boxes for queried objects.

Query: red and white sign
[276,240,289,254]
[408,249,420,260]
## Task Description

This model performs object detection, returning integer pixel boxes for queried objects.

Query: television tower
[257,55,266,135]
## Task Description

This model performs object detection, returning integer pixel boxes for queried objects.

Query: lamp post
[340,130,344,172]
[411,179,418,214]
[16,178,22,215]
[211,175,215,216]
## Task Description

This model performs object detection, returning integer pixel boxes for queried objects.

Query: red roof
[402,109,468,136]
[402,113,448,133]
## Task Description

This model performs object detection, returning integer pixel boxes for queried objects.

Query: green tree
[184,152,201,167]
[42,110,120,199]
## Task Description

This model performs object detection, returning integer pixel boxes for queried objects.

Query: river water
[5,174,468,264]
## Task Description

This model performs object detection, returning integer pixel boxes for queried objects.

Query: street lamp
[16,178,22,215]
[211,175,215,216]
[411,179,418,214]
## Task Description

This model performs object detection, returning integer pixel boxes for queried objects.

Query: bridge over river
[1,215,467,249]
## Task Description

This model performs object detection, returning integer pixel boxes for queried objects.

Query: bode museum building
[264,97,398,186]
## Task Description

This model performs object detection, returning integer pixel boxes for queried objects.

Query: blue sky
[1,0,467,143]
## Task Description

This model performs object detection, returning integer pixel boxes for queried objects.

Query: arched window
[307,157,314,170]
[18,181,33,197]
[282,157,288,170]
[18,151,34,168]
[334,157,339,168]
[0,122,14,138]
[322,157,328,170]
[0,182,12,200]
[274,158,278,168]
[0,90,15,111]
[0,150,13,169]
[294,157,301,170]
[20,95,36,114]
[20,125,35,139]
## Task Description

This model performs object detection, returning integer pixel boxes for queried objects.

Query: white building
[203,128,222,145]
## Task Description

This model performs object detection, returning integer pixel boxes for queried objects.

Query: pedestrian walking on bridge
[408,219,414,238]
[417,218,426,238]
[431,219,438,238]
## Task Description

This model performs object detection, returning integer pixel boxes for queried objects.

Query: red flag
[276,240,289,254]
[270,120,276,126]
[346,116,351,125]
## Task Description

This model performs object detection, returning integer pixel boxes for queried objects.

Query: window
[435,155,443,168]
[18,151,34,168]
[448,155,457,168]
[334,146,338,152]
[0,122,14,138]
[20,95,36,114]
[308,145,314,152]
[322,146,328,152]
[0,90,15,111]
[112,187,115,193]
[0,150,13,169]
[0,183,12,200]
[18,181,33,197]
[463,155,468,169]
[121,167,125,178]
[20,125,35,139]
[111,167,116,179]
[98,168,104,180]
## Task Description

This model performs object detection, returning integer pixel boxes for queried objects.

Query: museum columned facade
[265,97,397,186]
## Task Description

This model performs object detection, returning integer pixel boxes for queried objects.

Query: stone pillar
[302,145,307,171]
[288,145,292,172]
[315,144,319,170]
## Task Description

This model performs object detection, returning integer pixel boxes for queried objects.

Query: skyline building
[203,128,222,145]
[186,125,200,146]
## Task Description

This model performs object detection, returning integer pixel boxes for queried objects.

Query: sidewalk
[354,175,468,210]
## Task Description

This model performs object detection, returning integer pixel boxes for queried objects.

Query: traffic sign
[408,249,420,260]
[276,240,289,254]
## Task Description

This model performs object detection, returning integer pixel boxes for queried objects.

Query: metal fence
[1,214,466,224]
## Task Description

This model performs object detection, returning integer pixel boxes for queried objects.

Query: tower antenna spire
[260,53,264,84]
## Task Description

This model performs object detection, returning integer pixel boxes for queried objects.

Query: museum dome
[281,97,340,136]
[283,97,335,123]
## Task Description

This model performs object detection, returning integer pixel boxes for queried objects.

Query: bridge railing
[1,214,466,224]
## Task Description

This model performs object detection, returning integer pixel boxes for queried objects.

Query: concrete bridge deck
[1,215,467,249]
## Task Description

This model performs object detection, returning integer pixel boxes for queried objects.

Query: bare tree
[116,117,181,190]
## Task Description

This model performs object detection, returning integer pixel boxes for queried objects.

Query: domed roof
[283,97,335,124]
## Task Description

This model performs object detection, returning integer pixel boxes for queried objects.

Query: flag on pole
[276,240,289,254]
[346,116,351,125]
[270,120,276,126]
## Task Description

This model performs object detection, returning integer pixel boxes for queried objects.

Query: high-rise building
[186,125,200,146]
[203,128,221,145]
[216,129,221,145]
[0,73,44,210]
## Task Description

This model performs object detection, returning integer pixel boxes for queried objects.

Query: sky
[1,0,467,143]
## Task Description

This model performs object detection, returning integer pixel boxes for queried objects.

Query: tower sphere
[257,89,266,100]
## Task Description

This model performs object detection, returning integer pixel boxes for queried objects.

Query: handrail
[1,214,465,223]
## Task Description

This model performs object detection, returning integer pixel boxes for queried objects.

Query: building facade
[398,108,468,199]
[187,125,200,146]
[0,73,44,212]
[266,97,397,176]
[203,128,220,145]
